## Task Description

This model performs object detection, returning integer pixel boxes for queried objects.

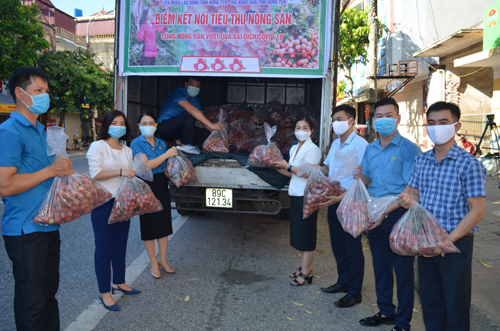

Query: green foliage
[338,8,371,70]
[37,50,114,119]
[337,80,347,97]
[0,0,50,81]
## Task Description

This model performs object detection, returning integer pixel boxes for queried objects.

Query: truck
[113,0,336,218]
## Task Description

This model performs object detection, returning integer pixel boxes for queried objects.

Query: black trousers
[4,231,61,331]
[157,111,210,147]
[419,234,474,331]
[369,208,414,331]
[327,203,364,297]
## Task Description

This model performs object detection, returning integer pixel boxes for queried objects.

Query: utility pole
[367,0,379,142]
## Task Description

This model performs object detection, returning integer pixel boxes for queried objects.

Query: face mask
[108,126,127,140]
[295,130,311,142]
[140,125,156,138]
[187,86,200,97]
[374,117,397,136]
[332,118,352,136]
[427,123,457,146]
[20,88,50,115]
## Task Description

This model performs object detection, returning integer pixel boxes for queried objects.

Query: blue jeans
[91,199,131,293]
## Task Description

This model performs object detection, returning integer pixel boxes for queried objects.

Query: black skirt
[140,173,173,241]
[289,196,318,251]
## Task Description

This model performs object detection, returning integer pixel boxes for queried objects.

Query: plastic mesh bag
[32,127,112,225]
[176,145,201,155]
[246,122,283,167]
[165,150,198,188]
[202,110,229,153]
[389,202,460,256]
[367,196,399,222]
[108,153,162,223]
[336,179,371,238]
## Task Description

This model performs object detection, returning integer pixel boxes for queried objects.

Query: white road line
[64,214,190,331]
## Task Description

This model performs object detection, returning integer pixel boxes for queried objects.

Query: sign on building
[484,1,500,51]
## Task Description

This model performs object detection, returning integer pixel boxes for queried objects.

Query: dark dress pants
[369,207,414,331]
[157,111,210,147]
[91,199,131,294]
[327,203,364,297]
[4,230,61,331]
[419,235,474,331]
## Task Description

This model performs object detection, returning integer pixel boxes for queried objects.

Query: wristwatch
[287,165,293,173]
[382,212,389,219]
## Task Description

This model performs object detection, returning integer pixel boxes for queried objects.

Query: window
[227,78,307,105]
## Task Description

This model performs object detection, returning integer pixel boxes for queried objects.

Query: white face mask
[187,86,200,97]
[295,130,311,142]
[332,118,352,136]
[427,122,458,146]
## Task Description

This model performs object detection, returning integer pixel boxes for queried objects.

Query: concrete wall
[88,37,115,71]
[393,80,425,146]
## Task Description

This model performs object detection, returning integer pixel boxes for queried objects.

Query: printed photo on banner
[122,0,330,76]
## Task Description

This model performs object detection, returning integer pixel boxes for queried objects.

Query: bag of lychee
[202,109,229,153]
[108,153,163,223]
[336,179,371,238]
[246,122,284,167]
[367,196,399,222]
[389,202,460,256]
[32,127,113,226]
[165,150,198,188]
[296,164,346,219]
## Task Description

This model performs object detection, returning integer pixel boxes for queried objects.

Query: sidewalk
[471,177,500,325]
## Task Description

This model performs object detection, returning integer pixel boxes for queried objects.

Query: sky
[51,0,116,17]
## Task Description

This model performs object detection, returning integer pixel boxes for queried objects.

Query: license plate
[206,188,233,208]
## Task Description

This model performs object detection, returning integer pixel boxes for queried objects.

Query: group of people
[274,98,485,331]
[0,66,486,331]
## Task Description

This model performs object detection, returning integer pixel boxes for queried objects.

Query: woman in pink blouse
[136,7,166,65]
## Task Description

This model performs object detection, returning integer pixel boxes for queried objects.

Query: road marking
[64,213,190,331]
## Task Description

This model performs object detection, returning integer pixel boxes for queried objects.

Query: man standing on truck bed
[157,77,222,147]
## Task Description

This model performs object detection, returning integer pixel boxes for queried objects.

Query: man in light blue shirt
[157,77,222,147]
[0,67,72,330]
[317,105,368,309]
[358,98,421,331]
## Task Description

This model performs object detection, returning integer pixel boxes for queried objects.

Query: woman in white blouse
[272,116,321,286]
[86,110,140,312]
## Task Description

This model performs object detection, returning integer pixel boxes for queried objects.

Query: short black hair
[295,116,315,131]
[374,97,399,115]
[9,66,50,103]
[98,110,132,141]
[186,76,201,83]
[427,102,461,121]
[138,112,157,124]
[332,104,356,120]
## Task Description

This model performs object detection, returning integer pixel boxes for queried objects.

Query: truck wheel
[278,208,290,220]
[175,202,192,215]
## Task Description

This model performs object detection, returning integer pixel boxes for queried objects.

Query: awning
[0,93,15,113]
[412,29,483,58]
[454,46,500,68]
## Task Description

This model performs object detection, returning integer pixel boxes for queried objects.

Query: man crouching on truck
[157,77,222,147]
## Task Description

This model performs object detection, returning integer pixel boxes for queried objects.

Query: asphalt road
[0,151,494,331]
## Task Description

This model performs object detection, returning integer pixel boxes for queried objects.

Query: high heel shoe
[158,260,176,274]
[289,266,302,278]
[112,285,141,295]
[290,270,313,286]
[99,294,120,311]
[150,264,161,279]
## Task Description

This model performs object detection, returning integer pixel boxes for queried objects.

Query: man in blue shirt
[399,102,486,331]
[0,67,72,330]
[317,105,368,308]
[157,77,222,147]
[357,98,421,331]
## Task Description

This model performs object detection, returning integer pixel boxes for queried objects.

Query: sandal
[290,270,313,286]
[289,266,302,278]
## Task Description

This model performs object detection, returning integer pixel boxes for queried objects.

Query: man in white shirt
[318,105,368,308]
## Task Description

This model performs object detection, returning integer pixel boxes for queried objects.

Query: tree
[0,0,49,81]
[37,50,114,125]
[338,8,371,102]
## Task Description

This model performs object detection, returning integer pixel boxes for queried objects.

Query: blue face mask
[187,86,200,97]
[374,117,397,136]
[108,126,127,140]
[140,125,157,138]
[21,88,50,115]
